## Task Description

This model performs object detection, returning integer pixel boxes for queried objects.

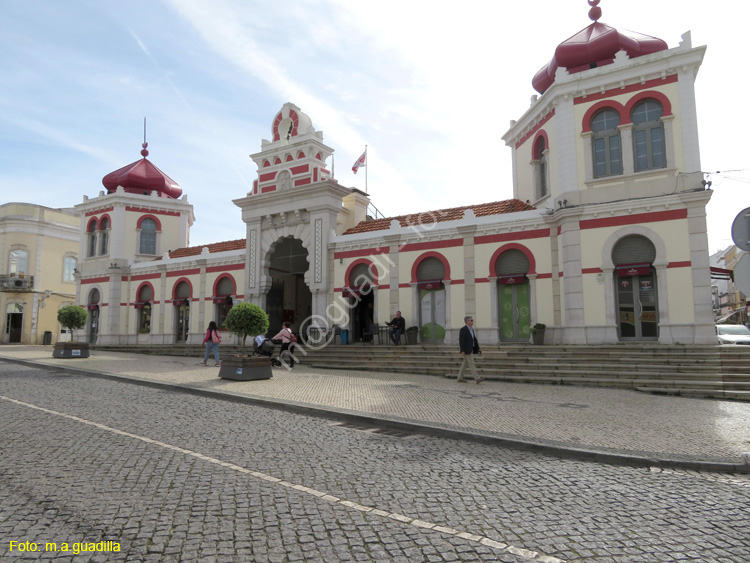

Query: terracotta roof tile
[168,238,246,258]
[342,199,535,235]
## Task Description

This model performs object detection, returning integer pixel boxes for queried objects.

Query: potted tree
[220,303,272,381]
[531,322,546,345]
[53,305,90,358]
[406,325,419,345]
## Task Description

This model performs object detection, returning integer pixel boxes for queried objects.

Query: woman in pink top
[272,321,297,368]
[201,321,221,366]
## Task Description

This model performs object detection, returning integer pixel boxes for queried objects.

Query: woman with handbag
[272,321,297,368]
[201,321,222,366]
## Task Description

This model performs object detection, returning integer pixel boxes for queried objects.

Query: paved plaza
[1,345,749,473]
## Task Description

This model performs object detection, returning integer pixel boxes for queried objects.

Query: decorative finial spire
[141,117,149,157]
[588,0,602,21]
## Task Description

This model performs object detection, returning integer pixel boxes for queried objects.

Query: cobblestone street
[1,363,749,562]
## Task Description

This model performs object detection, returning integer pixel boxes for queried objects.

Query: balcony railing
[0,275,34,291]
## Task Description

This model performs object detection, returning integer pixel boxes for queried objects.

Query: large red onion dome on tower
[102,141,182,199]
[532,0,668,94]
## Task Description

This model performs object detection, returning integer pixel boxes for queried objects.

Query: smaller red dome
[532,21,668,94]
[102,143,182,199]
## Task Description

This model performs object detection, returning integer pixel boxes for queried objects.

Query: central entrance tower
[234,103,350,334]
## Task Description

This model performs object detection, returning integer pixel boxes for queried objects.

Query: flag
[352,150,366,174]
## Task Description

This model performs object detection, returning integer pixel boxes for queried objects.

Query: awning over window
[710,266,734,281]
[342,284,371,298]
[87,304,99,310]
[213,296,230,304]
[134,301,149,309]
[616,263,651,277]
[497,274,526,285]
[172,298,189,306]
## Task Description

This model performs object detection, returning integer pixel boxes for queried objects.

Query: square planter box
[219,356,273,381]
[52,342,90,358]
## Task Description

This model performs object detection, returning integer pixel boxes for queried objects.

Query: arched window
[534,136,548,200]
[349,262,376,289]
[496,249,530,280]
[139,218,157,255]
[214,277,234,329]
[136,285,153,333]
[632,100,665,171]
[99,217,109,255]
[416,257,445,288]
[87,220,97,257]
[63,256,77,282]
[591,109,622,178]
[9,249,28,276]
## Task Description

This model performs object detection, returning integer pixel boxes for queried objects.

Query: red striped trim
[131,273,160,281]
[580,209,687,230]
[259,171,277,182]
[290,164,309,175]
[667,261,691,268]
[536,272,553,279]
[167,269,201,277]
[574,74,678,105]
[206,263,243,273]
[294,178,312,187]
[475,228,550,245]
[582,267,603,274]
[80,276,111,284]
[125,206,180,217]
[334,247,389,259]
[261,185,276,193]
[399,239,463,252]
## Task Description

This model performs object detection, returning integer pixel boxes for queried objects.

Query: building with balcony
[0,203,80,344]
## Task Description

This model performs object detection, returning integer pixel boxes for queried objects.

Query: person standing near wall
[201,320,221,367]
[457,315,484,384]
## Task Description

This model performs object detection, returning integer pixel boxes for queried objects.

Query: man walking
[457,315,484,384]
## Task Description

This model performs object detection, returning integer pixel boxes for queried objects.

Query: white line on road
[1,394,565,563]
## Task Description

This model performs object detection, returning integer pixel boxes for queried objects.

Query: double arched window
[632,100,665,172]
[591,109,622,178]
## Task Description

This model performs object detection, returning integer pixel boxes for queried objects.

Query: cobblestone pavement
[1,363,750,562]
[1,346,749,470]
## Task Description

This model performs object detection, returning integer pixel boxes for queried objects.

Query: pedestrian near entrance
[387,311,406,345]
[457,315,484,384]
[201,321,221,366]
[273,321,298,368]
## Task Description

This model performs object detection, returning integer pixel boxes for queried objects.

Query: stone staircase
[91,342,750,401]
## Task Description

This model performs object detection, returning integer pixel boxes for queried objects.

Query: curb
[3,355,749,475]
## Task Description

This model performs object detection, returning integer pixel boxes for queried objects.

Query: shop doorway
[87,289,100,344]
[613,235,658,341]
[495,249,531,342]
[173,281,191,342]
[5,303,23,343]
[417,257,446,343]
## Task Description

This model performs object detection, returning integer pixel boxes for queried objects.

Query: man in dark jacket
[457,315,484,383]
[387,311,406,345]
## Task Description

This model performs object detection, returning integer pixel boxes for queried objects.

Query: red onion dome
[102,142,182,199]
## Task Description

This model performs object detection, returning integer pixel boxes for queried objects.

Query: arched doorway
[87,289,100,343]
[266,237,311,336]
[5,302,23,343]
[345,262,376,343]
[135,285,153,335]
[417,257,446,343]
[173,281,191,342]
[213,277,234,329]
[496,249,531,342]
[613,235,658,340]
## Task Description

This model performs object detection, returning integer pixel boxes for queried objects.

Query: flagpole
[365,145,368,194]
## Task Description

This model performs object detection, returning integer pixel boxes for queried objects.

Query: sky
[1,0,748,254]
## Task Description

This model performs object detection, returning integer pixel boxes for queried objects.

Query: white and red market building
[74,4,716,346]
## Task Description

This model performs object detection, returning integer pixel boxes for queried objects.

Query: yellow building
[0,203,79,344]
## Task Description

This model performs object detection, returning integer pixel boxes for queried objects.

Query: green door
[499,282,531,342]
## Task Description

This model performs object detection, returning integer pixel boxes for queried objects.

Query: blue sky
[1,0,748,253]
